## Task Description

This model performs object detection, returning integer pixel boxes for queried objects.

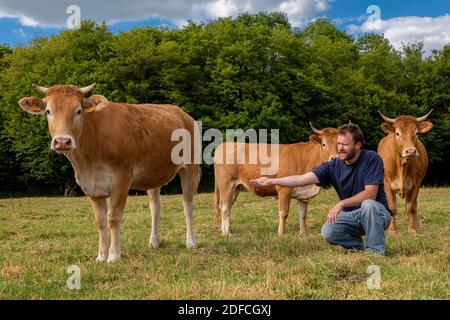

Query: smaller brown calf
[213,124,338,236]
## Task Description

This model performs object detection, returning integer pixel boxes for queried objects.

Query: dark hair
[337,123,364,145]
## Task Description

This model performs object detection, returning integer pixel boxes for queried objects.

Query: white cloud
[279,0,330,26]
[332,15,366,26]
[0,9,40,27]
[193,0,239,19]
[279,0,328,17]
[0,0,332,28]
[348,15,450,55]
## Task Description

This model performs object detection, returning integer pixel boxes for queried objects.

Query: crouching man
[251,123,392,255]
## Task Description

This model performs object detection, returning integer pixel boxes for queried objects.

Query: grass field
[0,187,448,299]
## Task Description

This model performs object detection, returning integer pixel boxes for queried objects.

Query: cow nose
[404,148,418,157]
[53,137,73,150]
[329,154,339,160]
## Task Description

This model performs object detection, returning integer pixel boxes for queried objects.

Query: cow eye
[322,143,326,148]
[75,109,82,116]
[45,109,51,116]
[396,132,400,136]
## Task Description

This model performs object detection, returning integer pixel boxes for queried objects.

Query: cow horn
[378,110,395,123]
[416,109,433,122]
[32,84,48,95]
[309,122,322,134]
[348,120,352,124]
[80,83,96,95]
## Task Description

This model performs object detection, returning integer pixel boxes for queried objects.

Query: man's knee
[361,199,383,217]
[321,223,337,243]
[360,199,385,226]
[361,199,379,211]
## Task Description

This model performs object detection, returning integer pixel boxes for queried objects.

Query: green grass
[0,188,448,299]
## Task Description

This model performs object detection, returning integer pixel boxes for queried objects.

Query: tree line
[0,13,448,195]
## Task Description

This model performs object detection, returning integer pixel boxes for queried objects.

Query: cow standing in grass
[214,124,338,236]
[18,84,200,262]
[377,110,433,234]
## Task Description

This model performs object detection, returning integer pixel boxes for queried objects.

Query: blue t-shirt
[312,149,390,213]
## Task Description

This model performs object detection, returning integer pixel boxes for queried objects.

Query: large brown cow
[377,110,433,234]
[213,124,338,236]
[18,84,200,262]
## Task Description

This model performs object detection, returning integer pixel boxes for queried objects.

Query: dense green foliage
[0,13,449,194]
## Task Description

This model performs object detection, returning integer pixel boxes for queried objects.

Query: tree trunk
[64,180,79,197]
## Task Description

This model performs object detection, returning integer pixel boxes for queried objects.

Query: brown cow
[377,110,433,234]
[213,124,338,236]
[18,84,200,262]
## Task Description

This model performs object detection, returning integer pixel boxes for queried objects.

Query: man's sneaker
[364,248,386,257]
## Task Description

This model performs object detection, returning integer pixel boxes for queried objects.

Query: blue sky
[327,0,448,20]
[0,0,448,54]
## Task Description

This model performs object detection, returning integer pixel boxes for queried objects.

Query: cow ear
[309,134,321,144]
[18,97,46,115]
[83,95,108,113]
[418,121,433,133]
[380,122,394,134]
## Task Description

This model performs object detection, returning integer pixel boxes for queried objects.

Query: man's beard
[340,147,356,161]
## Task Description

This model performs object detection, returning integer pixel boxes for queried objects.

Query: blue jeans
[321,200,392,255]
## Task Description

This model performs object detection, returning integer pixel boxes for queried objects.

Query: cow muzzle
[402,147,418,159]
[51,135,76,153]
[329,154,339,161]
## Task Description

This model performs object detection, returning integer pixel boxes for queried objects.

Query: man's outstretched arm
[250,172,320,188]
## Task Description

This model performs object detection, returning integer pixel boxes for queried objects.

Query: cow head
[18,84,105,153]
[309,122,339,161]
[378,110,433,160]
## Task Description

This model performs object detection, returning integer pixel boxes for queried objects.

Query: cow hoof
[96,253,108,262]
[221,227,231,236]
[107,254,121,263]
[388,229,397,235]
[149,237,160,248]
[186,240,197,249]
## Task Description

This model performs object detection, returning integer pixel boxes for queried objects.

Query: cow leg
[277,187,292,235]
[213,180,221,225]
[231,185,241,207]
[179,166,199,248]
[213,186,240,226]
[107,181,130,263]
[297,200,308,236]
[219,185,235,236]
[147,187,161,248]
[385,185,398,234]
[406,187,420,233]
[89,197,109,262]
